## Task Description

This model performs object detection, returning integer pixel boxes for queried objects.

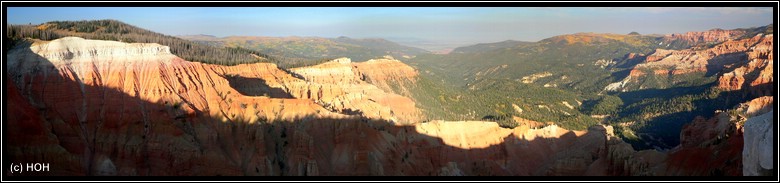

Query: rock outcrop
[738,96,775,176]
[743,110,774,176]
[734,96,774,118]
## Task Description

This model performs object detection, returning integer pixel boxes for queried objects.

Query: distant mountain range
[450,40,534,54]
[380,36,478,54]
[178,35,431,62]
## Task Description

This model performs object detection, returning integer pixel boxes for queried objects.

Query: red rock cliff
[663,28,746,45]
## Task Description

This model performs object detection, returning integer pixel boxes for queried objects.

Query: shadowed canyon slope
[5,36,774,176]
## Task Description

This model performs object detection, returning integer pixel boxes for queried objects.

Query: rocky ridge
[663,28,747,45]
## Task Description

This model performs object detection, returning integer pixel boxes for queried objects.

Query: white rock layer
[743,110,774,176]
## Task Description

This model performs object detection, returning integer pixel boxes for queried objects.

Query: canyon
[5,35,774,176]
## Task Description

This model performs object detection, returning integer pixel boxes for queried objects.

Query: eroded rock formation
[663,28,746,45]
[718,34,774,96]
[3,37,419,175]
[632,34,771,77]
[5,37,770,176]
[607,33,773,93]
[287,57,422,124]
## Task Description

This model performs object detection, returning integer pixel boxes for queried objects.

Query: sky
[6,7,774,51]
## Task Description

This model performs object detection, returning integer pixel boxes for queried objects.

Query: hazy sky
[7,7,774,49]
